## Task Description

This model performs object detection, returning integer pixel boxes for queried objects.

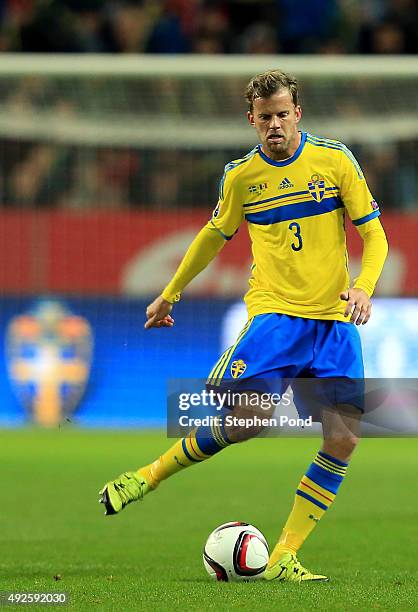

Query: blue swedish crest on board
[5,300,93,427]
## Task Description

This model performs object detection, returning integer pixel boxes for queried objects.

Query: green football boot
[264,552,329,582]
[99,471,152,516]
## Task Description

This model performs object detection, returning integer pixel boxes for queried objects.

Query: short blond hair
[245,70,299,112]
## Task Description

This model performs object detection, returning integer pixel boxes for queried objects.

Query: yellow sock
[268,451,348,567]
[137,426,228,488]
[268,496,327,564]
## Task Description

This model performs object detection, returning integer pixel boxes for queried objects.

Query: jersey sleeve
[161,225,226,303]
[207,167,244,240]
[353,217,388,296]
[338,147,381,227]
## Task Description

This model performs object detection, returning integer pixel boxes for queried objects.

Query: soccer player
[100,70,388,582]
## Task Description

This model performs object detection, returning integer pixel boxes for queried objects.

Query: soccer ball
[203,521,269,582]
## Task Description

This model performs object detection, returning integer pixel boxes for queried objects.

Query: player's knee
[224,412,266,442]
[323,435,359,461]
[224,423,257,443]
[342,434,360,456]
[224,392,274,442]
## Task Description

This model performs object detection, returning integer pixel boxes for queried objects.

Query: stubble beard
[265,136,290,160]
[264,129,300,161]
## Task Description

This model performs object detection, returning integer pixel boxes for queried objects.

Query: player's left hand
[340,288,371,325]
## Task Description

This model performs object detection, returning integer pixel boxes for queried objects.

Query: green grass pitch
[0,430,417,611]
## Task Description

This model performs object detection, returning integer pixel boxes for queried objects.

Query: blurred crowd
[0,0,416,55]
[1,140,417,212]
[0,0,416,213]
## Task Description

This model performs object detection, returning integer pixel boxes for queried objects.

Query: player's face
[248,90,302,160]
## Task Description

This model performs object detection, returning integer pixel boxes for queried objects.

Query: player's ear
[247,111,255,126]
[295,105,302,123]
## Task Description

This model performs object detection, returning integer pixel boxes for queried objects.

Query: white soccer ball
[203,521,269,582]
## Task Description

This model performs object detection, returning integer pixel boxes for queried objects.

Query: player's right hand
[144,295,174,329]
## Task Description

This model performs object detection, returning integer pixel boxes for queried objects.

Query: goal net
[0,54,416,209]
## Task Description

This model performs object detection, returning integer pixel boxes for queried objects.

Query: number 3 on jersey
[289,222,303,251]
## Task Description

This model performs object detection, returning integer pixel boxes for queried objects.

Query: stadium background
[0,1,417,427]
[0,2,417,609]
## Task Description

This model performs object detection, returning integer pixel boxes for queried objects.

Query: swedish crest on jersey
[308,174,325,202]
[230,359,247,378]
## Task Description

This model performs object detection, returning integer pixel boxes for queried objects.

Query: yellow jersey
[209,131,382,321]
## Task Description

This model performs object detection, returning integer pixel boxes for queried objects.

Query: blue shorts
[207,313,364,412]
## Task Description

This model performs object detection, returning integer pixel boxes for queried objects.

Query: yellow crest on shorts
[230,359,247,379]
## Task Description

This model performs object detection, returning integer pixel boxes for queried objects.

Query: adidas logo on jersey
[279,177,294,189]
